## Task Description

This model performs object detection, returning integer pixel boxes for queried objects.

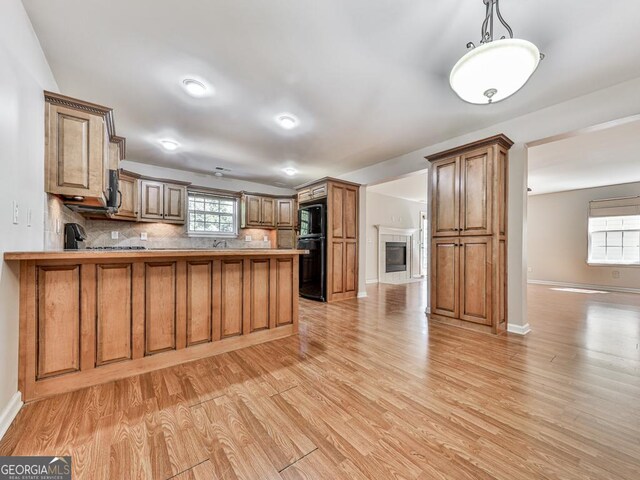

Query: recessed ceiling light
[214,172,223,177]
[282,167,297,176]
[275,113,299,130]
[182,78,210,97]
[159,139,179,151]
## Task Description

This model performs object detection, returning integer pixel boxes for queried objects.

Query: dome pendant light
[450,0,544,104]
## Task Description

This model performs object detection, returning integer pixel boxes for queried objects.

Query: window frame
[186,189,239,238]
[587,214,640,267]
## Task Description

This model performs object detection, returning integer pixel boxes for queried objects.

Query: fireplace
[385,242,407,273]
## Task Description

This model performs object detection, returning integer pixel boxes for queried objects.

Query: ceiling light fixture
[449,0,543,104]
[275,113,299,130]
[282,167,297,176]
[182,78,210,97]
[159,139,179,151]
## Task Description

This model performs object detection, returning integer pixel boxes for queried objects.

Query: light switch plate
[111,231,119,240]
[27,208,32,227]
[12,201,19,224]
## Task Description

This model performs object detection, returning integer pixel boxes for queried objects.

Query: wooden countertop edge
[4,249,309,261]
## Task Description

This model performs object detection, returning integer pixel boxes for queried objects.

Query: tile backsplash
[45,195,276,250]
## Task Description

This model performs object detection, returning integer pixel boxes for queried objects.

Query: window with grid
[187,191,238,236]
[588,215,640,265]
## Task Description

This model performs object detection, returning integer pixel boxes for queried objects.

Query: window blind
[588,195,640,218]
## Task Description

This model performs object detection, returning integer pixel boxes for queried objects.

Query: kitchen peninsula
[4,248,305,402]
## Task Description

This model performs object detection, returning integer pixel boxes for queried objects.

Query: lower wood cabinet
[18,254,300,402]
[431,237,493,327]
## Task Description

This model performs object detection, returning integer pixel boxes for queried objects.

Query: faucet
[212,239,228,248]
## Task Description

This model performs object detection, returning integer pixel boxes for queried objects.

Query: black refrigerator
[297,202,326,301]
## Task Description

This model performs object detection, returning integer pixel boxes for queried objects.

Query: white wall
[120,160,295,196]
[340,77,640,332]
[528,182,640,290]
[365,192,425,282]
[0,0,58,435]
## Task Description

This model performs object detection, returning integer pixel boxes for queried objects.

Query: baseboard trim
[0,392,22,440]
[365,279,379,284]
[528,279,640,295]
[357,291,368,298]
[507,323,531,335]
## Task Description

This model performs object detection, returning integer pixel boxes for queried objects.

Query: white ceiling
[23,0,640,187]
[368,172,427,204]
[528,118,640,195]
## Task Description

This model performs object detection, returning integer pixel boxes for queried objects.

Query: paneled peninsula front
[4,249,306,402]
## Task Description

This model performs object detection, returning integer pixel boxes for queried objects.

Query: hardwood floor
[1,282,639,479]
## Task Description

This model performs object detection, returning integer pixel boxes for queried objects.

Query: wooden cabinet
[276,198,295,227]
[164,183,186,222]
[431,238,459,319]
[427,134,511,334]
[44,91,114,206]
[277,229,296,249]
[12,251,300,402]
[297,182,327,204]
[262,197,275,227]
[242,194,291,229]
[109,172,138,221]
[140,180,186,223]
[324,179,360,302]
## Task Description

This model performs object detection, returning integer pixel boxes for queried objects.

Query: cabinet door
[112,175,138,220]
[261,197,275,227]
[245,195,262,227]
[277,229,295,249]
[140,180,164,220]
[459,237,492,325]
[460,148,492,235]
[164,184,186,223]
[431,238,458,318]
[432,157,459,237]
[297,189,312,204]
[45,104,106,201]
[331,185,345,239]
[344,187,358,240]
[276,199,294,228]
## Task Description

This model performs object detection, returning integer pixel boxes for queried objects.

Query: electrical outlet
[140,232,148,241]
[12,201,19,224]
[263,235,269,242]
[612,270,620,279]
[111,231,119,240]
[245,235,252,242]
[527,266,532,273]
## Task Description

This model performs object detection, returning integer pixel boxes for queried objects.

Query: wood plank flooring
[1,282,639,479]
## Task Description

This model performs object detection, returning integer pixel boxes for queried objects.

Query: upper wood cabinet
[140,180,186,224]
[44,91,114,205]
[297,183,327,204]
[109,173,138,221]
[241,194,290,229]
[432,156,459,236]
[164,183,186,222]
[276,198,295,228]
[432,147,493,237]
[427,134,512,334]
[262,197,275,227]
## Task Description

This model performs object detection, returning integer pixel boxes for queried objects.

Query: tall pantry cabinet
[427,134,512,334]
